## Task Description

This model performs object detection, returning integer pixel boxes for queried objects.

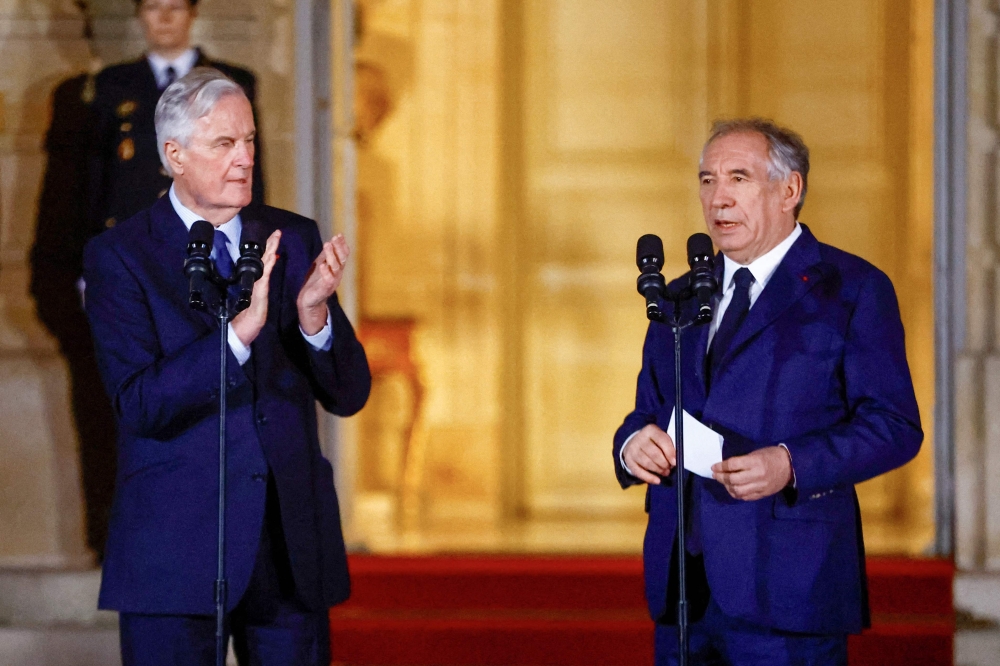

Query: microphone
[636,234,666,320]
[686,233,718,324]
[184,220,215,310]
[234,221,266,313]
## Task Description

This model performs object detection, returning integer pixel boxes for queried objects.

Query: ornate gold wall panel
[351,0,505,544]
[352,0,934,554]
[519,0,712,518]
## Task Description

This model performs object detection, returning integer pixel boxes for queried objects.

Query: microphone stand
[213,299,230,666]
[189,267,242,666]
[645,279,710,666]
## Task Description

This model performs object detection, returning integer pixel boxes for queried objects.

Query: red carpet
[330,555,953,665]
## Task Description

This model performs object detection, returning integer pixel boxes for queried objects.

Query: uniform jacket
[613,224,922,634]
[83,196,370,614]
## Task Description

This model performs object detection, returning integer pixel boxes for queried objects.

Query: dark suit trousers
[119,476,331,666]
[655,597,847,666]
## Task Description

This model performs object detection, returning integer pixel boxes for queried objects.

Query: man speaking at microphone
[613,118,921,665]
[83,68,370,665]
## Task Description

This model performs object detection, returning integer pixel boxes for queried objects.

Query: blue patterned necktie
[213,229,234,281]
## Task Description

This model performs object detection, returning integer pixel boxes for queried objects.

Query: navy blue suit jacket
[613,225,921,634]
[83,196,370,615]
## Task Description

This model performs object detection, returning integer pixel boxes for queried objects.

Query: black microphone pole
[635,233,717,666]
[185,221,256,666]
[214,297,229,666]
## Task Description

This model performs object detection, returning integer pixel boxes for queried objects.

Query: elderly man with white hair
[83,67,371,666]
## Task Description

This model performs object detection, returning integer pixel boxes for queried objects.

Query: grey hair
[154,67,247,176]
[704,117,810,217]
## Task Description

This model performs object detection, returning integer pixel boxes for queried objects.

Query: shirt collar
[147,48,199,87]
[168,185,242,251]
[721,222,802,292]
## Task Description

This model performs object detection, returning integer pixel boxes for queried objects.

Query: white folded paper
[666,409,723,478]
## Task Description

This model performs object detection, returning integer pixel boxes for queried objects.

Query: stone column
[954,0,1000,620]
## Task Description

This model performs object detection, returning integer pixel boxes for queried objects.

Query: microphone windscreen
[687,233,714,260]
[636,234,664,268]
[188,220,215,247]
[240,220,267,250]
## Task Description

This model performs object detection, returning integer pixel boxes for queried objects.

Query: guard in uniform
[30,71,115,560]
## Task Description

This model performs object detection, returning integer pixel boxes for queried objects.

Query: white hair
[154,67,247,176]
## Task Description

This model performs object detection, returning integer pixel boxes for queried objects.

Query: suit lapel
[712,225,825,371]
[690,322,711,399]
[239,206,287,382]
[137,56,162,102]
[240,204,286,322]
[149,196,218,330]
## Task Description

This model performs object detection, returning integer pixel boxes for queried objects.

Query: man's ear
[163,140,185,176]
[780,172,803,214]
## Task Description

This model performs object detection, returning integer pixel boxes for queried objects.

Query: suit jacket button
[251,473,266,481]
[228,379,238,388]
[257,414,267,425]
[105,217,116,228]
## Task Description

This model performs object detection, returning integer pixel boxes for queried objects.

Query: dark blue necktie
[687,270,753,555]
[214,229,234,281]
[163,66,177,90]
[707,266,754,381]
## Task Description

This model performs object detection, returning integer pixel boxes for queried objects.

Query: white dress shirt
[620,223,803,476]
[168,186,332,365]
[148,49,199,89]
[708,223,802,348]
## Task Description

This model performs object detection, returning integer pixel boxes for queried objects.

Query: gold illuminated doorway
[348,0,935,555]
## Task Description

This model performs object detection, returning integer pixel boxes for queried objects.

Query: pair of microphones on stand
[633,231,719,666]
[180,218,269,666]
[183,220,266,313]
[636,232,719,325]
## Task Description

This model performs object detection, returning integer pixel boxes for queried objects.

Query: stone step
[0,625,119,666]
[0,568,112,626]
[0,568,237,665]
[0,623,244,666]
[0,568,120,665]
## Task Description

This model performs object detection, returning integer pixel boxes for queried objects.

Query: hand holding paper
[621,423,677,485]
[666,409,724,478]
